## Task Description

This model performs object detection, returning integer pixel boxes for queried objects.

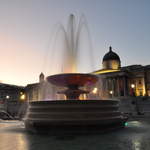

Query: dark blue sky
[0,0,150,85]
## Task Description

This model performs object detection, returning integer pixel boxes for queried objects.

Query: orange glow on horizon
[0,34,44,86]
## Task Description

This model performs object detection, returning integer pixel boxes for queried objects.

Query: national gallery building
[25,47,150,101]
[93,46,150,99]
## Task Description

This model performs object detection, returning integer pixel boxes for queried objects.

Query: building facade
[93,46,150,99]
[0,83,26,117]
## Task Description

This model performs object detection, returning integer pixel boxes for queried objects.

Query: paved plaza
[0,118,150,150]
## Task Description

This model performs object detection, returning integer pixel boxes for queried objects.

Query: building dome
[102,46,121,70]
[103,46,120,62]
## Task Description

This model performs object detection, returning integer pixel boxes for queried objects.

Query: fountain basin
[24,100,128,133]
[47,73,98,99]
[47,73,98,87]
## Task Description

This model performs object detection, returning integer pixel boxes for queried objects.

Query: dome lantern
[39,72,45,83]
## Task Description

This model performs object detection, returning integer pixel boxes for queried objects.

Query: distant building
[0,83,26,117]
[25,73,65,101]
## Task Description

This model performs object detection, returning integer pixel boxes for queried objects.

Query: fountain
[24,14,128,133]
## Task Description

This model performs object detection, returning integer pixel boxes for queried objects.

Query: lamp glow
[109,90,113,95]
[92,88,98,94]
[125,122,128,126]
[6,95,10,99]
[20,94,26,100]
[131,84,135,88]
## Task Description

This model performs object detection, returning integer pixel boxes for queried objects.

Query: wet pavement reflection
[0,119,150,150]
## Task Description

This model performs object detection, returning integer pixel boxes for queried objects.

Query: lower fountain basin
[24,100,128,133]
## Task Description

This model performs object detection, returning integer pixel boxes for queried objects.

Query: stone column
[144,69,148,96]
[112,78,115,97]
[117,77,120,97]
[104,78,107,98]
[105,78,109,98]
[114,78,118,97]
[123,76,127,97]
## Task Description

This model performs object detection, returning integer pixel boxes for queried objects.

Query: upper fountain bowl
[47,73,98,87]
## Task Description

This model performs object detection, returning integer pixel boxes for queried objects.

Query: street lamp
[131,83,140,115]
[109,90,113,95]
[20,94,26,100]
[109,90,113,98]
[6,95,10,99]
[131,84,135,96]
[131,84,135,89]
[92,87,98,94]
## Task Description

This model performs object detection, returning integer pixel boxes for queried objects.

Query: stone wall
[119,97,150,115]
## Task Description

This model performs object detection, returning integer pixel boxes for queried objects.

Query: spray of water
[44,14,94,75]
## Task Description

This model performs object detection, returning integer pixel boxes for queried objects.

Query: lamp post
[131,84,135,96]
[4,95,10,113]
[131,83,140,115]
[109,90,113,98]
[6,95,10,99]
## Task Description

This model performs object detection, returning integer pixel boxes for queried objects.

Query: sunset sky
[0,0,150,86]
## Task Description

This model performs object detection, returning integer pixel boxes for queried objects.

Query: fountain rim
[47,72,98,76]
[29,99,120,104]
[46,73,98,87]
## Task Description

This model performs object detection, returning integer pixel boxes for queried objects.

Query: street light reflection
[0,133,29,150]
[132,138,142,150]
